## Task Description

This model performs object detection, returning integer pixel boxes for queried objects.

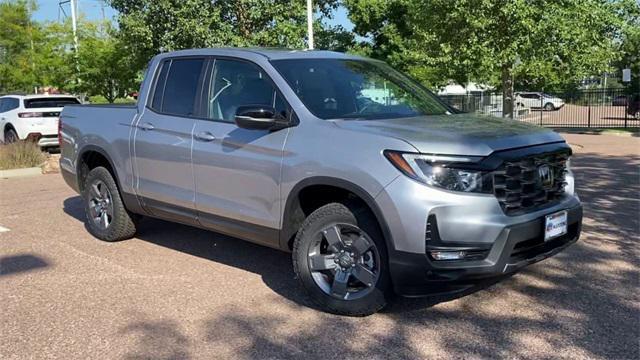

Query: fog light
[430,251,466,261]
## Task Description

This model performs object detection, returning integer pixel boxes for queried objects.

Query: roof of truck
[156,47,369,61]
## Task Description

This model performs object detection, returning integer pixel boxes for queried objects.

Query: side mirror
[234,105,285,130]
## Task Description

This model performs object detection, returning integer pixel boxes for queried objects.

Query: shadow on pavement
[62,150,639,359]
[0,254,49,276]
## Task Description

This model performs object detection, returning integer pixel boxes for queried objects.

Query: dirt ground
[1,133,638,359]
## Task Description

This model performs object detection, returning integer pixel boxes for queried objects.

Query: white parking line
[0,226,10,233]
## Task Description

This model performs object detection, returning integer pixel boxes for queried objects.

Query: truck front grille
[493,150,569,215]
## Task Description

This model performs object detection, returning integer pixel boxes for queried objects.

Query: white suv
[0,94,81,147]
[515,92,565,111]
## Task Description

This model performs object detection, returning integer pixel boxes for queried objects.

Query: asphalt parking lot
[1,133,638,359]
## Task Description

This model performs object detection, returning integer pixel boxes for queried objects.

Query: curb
[0,167,42,179]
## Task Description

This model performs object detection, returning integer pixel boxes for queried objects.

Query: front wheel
[292,202,391,316]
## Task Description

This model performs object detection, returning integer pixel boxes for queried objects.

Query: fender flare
[279,176,394,253]
[76,144,120,190]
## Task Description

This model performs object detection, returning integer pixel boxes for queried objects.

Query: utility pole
[306,0,314,50]
[69,0,79,57]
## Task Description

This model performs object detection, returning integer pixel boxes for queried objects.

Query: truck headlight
[384,151,492,193]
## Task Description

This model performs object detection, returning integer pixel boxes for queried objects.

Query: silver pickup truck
[59,48,582,316]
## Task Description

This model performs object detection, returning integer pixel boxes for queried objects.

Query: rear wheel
[292,202,391,316]
[4,129,18,143]
[82,167,137,241]
[544,102,555,111]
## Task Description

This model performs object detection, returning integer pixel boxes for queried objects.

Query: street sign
[622,68,631,82]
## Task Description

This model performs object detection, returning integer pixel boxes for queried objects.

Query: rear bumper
[36,135,59,147]
[389,204,582,297]
[25,133,59,147]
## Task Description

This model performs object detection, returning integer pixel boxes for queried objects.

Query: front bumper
[388,204,582,297]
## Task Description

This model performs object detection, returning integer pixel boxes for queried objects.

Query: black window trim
[197,55,297,126]
[145,55,207,120]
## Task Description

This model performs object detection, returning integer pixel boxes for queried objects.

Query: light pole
[69,0,79,57]
[306,0,314,49]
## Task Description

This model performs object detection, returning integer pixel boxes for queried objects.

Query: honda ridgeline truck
[59,49,582,316]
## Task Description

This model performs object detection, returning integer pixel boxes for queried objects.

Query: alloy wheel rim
[307,223,380,300]
[88,180,113,230]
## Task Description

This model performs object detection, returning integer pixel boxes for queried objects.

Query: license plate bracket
[544,210,568,241]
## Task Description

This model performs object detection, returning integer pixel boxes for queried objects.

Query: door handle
[138,122,155,131]
[195,131,216,142]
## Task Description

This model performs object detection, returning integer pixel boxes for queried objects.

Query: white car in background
[0,94,80,148]
[515,92,565,111]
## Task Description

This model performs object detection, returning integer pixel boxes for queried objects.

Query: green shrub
[0,141,46,170]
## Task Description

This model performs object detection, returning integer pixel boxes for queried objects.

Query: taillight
[57,117,63,150]
[18,112,44,118]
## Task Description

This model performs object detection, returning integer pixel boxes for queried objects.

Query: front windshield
[271,59,451,120]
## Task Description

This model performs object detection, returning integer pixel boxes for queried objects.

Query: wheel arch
[280,176,394,254]
[76,145,121,193]
[3,123,17,138]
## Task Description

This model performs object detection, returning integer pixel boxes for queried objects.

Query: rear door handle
[195,131,216,142]
[138,122,155,131]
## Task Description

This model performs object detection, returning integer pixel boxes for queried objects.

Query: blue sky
[33,0,353,30]
[34,0,117,22]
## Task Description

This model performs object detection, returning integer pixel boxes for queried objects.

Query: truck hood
[333,114,564,156]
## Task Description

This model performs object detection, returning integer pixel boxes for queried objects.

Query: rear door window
[151,61,170,111]
[160,58,205,117]
[23,97,79,108]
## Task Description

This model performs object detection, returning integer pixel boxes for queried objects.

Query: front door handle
[138,122,155,131]
[195,131,216,142]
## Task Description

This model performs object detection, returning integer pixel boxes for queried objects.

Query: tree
[613,0,640,92]
[0,0,38,93]
[76,22,138,103]
[0,0,76,94]
[108,0,343,71]
[346,0,626,117]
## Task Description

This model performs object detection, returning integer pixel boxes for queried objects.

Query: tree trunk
[502,64,514,118]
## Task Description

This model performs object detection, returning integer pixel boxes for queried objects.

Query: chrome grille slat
[493,150,569,215]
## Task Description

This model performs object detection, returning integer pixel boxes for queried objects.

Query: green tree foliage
[76,22,138,103]
[0,0,39,93]
[345,0,631,115]
[0,0,137,101]
[108,0,347,70]
[613,0,640,92]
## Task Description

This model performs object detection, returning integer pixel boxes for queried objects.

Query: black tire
[292,202,391,316]
[544,102,555,111]
[82,166,137,242]
[4,128,19,143]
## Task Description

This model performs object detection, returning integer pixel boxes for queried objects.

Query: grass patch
[0,142,46,170]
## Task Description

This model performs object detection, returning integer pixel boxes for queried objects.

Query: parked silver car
[515,92,565,111]
[59,48,582,316]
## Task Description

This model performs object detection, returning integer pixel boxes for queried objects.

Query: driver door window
[207,59,287,122]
